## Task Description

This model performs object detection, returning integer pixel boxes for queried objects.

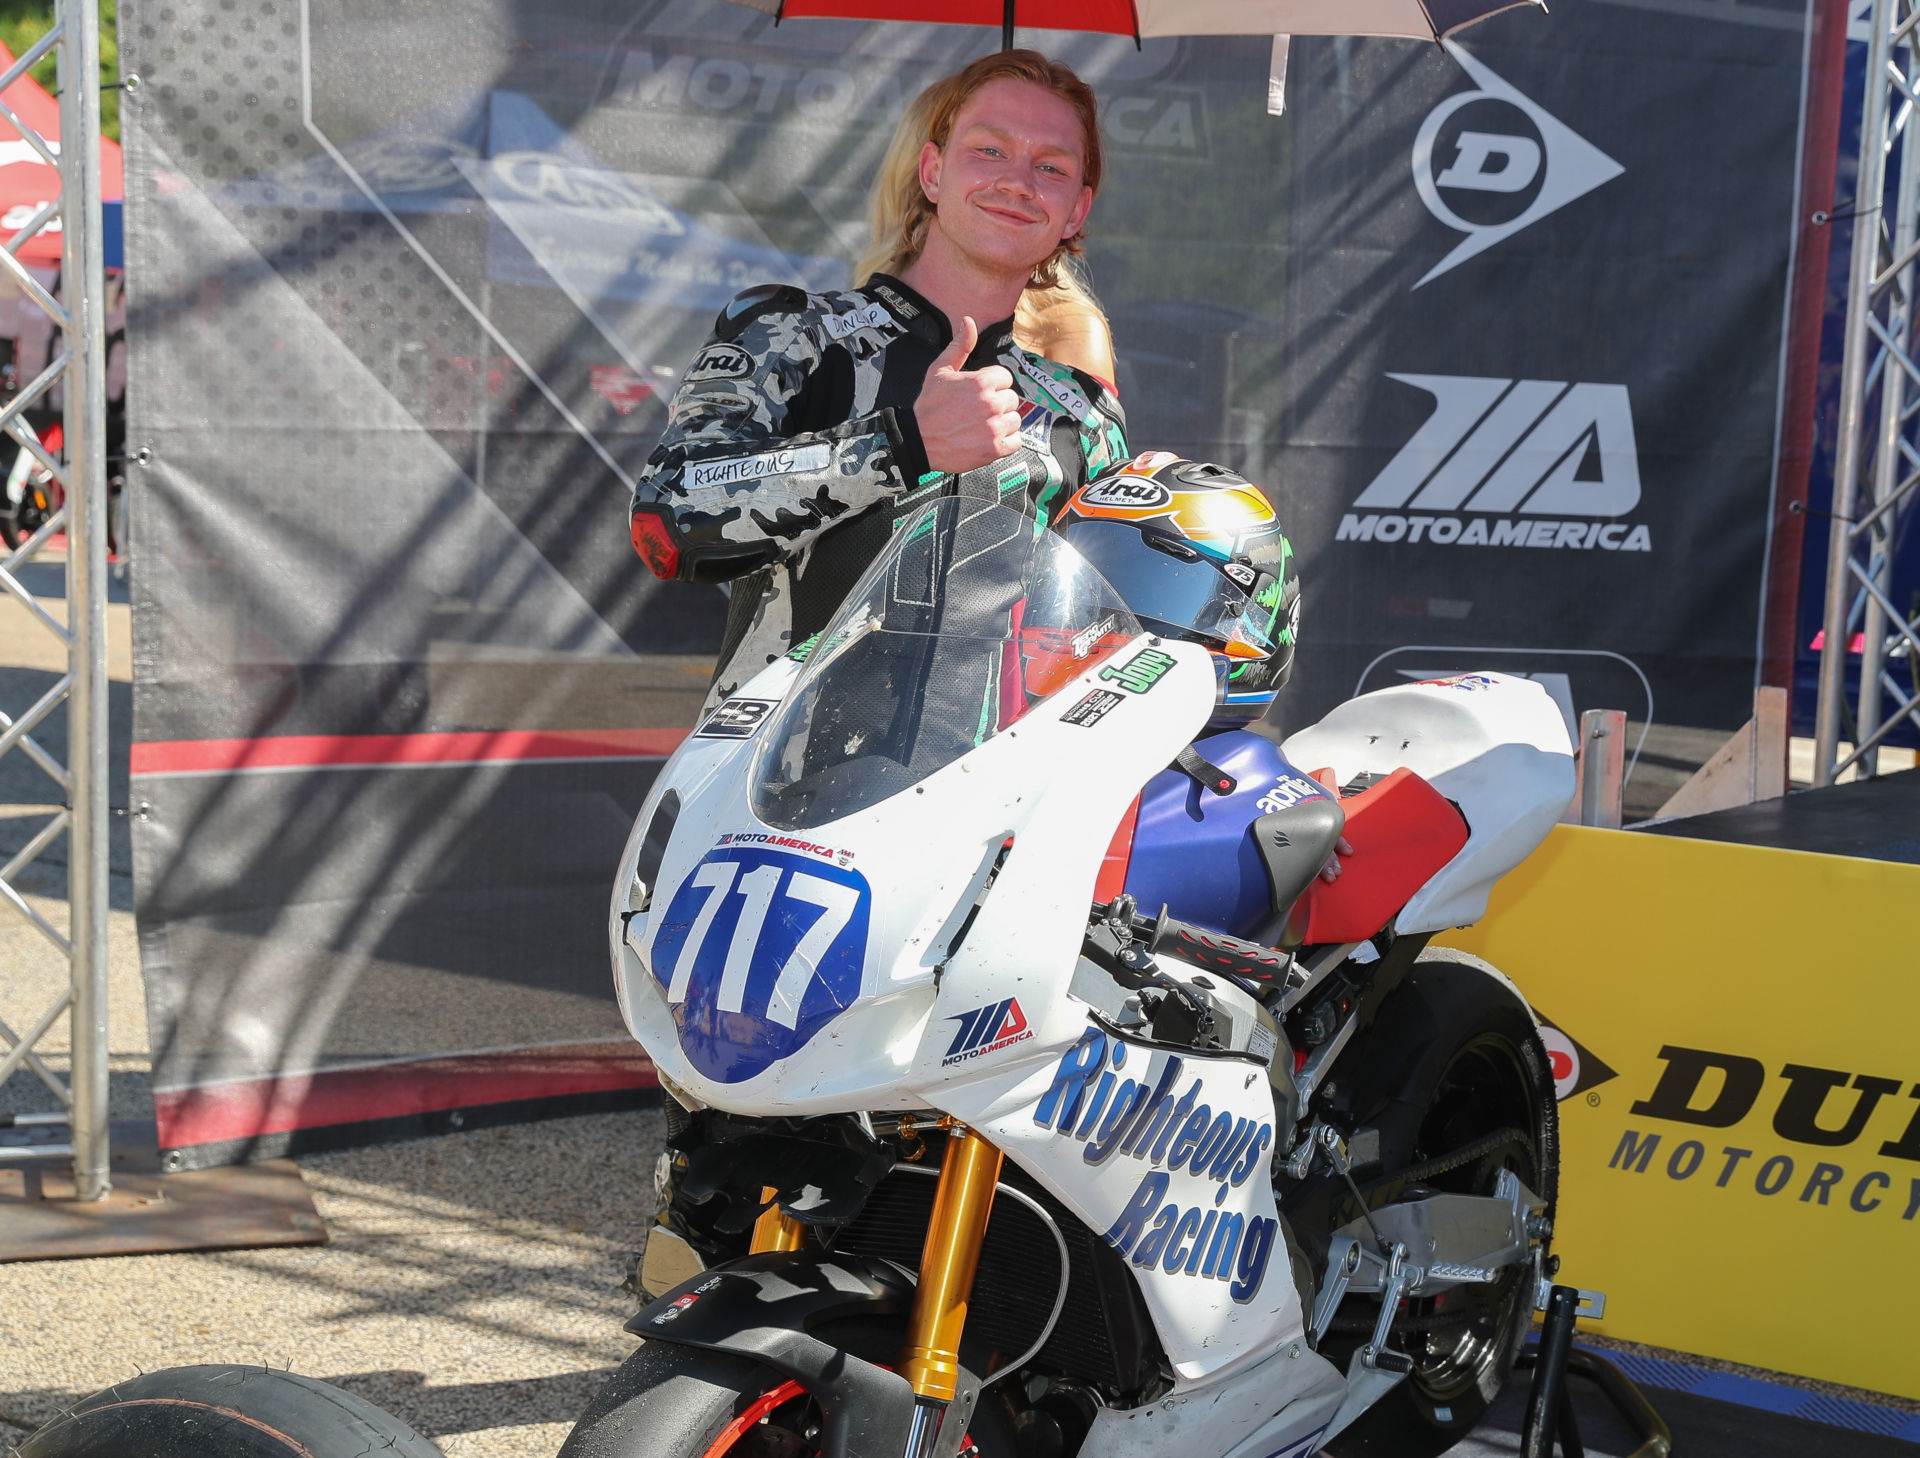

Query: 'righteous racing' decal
[1033,1029,1278,1303]
[650,845,871,1083]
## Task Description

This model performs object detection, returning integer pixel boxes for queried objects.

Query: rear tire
[559,1315,1016,1458]
[1320,948,1558,1458]
[16,1365,443,1458]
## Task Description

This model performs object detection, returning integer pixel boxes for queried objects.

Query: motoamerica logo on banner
[1337,373,1653,553]
[1413,43,1625,288]
[1610,1044,1920,1222]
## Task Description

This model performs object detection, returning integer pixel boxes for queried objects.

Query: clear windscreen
[750,499,1143,831]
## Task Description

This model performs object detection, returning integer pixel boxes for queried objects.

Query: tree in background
[0,0,117,142]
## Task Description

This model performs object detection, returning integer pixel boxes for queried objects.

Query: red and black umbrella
[720,0,1542,50]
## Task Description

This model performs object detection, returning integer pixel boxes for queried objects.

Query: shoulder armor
[712,284,810,342]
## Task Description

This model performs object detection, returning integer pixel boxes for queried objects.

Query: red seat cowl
[1301,767,1469,945]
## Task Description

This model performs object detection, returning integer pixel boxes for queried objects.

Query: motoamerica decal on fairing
[1034,1027,1278,1303]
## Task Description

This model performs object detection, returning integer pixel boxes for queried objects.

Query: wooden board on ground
[0,1119,326,1261]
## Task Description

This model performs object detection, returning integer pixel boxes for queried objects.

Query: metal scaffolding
[1815,0,1920,786]
[0,0,114,1199]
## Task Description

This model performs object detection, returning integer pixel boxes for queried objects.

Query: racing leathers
[629,272,1131,704]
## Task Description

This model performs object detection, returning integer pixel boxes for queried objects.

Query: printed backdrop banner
[1443,825,1920,1404]
[121,0,1812,1162]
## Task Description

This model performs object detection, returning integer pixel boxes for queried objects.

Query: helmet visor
[1057,518,1272,655]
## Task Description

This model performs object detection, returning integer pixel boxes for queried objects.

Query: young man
[628,49,1129,705]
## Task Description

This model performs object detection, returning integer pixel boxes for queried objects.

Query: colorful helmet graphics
[1055,453,1298,725]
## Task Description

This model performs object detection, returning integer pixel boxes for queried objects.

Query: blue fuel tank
[1122,730,1332,939]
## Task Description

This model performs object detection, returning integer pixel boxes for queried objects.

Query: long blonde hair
[856,51,1110,347]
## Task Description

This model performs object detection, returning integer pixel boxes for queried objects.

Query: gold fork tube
[749,1185,806,1253]
[900,1125,1004,1401]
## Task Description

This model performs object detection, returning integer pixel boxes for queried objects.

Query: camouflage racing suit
[630,272,1131,704]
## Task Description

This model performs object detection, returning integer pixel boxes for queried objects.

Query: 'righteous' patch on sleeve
[687,444,833,489]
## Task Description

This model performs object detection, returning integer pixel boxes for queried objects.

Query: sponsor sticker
[652,1293,698,1325]
[1062,688,1125,728]
[822,301,895,340]
[695,697,777,739]
[1100,647,1177,694]
[1072,615,1117,659]
[716,829,854,867]
[1255,774,1329,815]
[1417,672,1501,692]
[684,343,753,383]
[1015,354,1091,421]
[942,998,1033,1066]
[1080,477,1173,510]
[686,444,831,490]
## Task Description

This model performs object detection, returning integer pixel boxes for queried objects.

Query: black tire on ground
[560,1317,1016,1458]
[16,1364,444,1458]
[1321,948,1559,1458]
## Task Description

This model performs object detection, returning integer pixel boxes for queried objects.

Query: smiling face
[918,77,1095,286]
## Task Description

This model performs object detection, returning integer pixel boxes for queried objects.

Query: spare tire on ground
[16,1364,443,1458]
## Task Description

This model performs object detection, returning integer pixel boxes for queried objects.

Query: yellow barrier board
[1440,824,1920,1402]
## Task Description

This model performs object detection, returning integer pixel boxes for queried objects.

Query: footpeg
[1363,1346,1413,1375]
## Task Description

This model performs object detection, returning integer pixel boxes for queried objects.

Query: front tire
[1320,949,1558,1458]
[560,1316,1015,1458]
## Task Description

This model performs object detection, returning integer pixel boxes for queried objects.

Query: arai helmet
[1056,453,1298,725]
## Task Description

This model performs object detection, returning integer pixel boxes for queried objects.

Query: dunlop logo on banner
[1609,1045,1920,1220]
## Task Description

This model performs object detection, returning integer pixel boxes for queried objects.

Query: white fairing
[1281,672,1574,932]
[610,634,1322,1406]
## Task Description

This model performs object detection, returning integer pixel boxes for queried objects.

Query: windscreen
[751,500,1142,831]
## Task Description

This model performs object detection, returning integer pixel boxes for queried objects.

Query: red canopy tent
[0,40,122,267]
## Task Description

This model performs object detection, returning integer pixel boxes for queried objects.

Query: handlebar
[1091,896,1295,987]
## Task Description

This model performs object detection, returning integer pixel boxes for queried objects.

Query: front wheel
[560,1317,1015,1458]
[1320,948,1559,1458]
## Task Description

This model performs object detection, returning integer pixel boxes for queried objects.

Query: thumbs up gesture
[912,316,1024,475]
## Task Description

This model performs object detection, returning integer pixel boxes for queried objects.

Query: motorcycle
[578,496,1576,1458]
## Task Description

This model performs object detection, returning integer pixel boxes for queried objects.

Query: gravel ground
[0,1107,665,1457]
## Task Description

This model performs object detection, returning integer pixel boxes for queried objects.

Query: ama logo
[1413,43,1623,288]
[942,999,1034,1066]
[649,845,871,1083]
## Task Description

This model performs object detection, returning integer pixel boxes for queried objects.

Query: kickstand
[1514,1284,1673,1458]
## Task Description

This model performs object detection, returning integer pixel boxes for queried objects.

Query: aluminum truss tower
[1816,0,1920,786]
[0,0,114,1199]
